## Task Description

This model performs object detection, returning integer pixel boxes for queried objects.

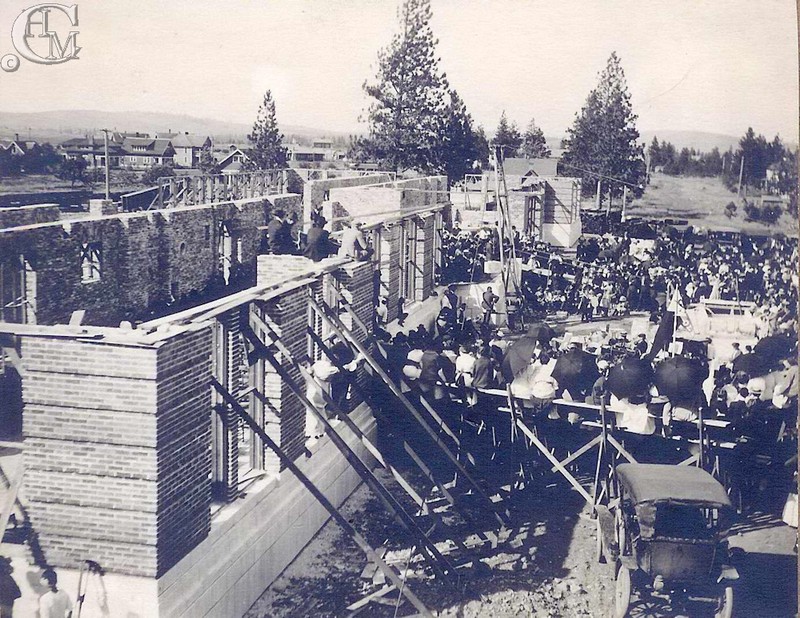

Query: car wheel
[714,586,734,618]
[595,517,606,563]
[615,563,632,618]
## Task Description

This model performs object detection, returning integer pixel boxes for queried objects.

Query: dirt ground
[246,452,796,617]
[623,173,796,236]
[582,173,796,237]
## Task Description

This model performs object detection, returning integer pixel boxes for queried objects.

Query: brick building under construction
[0,171,449,616]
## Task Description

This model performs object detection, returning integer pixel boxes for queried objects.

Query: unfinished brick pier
[0,172,448,616]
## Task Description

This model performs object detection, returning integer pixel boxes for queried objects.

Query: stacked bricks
[333,261,375,407]
[257,254,315,289]
[259,283,309,467]
[21,326,213,577]
[382,224,401,322]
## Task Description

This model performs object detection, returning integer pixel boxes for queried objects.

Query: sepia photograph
[0,1,797,616]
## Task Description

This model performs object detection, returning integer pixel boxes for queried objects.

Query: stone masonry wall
[0,195,301,327]
[0,204,61,229]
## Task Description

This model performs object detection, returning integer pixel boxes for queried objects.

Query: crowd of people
[401,220,798,517]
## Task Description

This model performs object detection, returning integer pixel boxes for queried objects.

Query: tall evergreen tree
[561,52,646,198]
[245,90,288,170]
[493,111,522,156]
[520,118,551,159]
[472,125,491,170]
[361,0,448,172]
[434,89,481,185]
[647,137,661,167]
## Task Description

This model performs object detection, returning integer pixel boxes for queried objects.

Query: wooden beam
[309,294,506,526]
[215,382,432,617]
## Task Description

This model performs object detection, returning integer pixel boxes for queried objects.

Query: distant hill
[638,130,742,153]
[548,131,761,154]
[0,109,357,143]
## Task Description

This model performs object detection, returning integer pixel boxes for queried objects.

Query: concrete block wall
[21,327,213,577]
[383,224,402,322]
[0,203,61,229]
[302,174,392,224]
[0,194,301,327]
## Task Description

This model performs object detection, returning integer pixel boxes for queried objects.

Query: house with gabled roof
[120,137,176,169]
[170,133,213,168]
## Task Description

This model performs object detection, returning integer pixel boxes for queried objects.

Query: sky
[0,0,797,139]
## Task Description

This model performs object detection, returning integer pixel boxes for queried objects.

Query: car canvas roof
[617,463,731,508]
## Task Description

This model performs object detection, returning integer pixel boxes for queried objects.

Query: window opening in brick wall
[0,256,29,324]
[79,242,102,283]
[401,219,417,301]
[218,222,233,284]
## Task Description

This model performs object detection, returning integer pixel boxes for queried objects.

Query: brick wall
[21,326,213,577]
[154,327,213,575]
[259,284,309,466]
[256,254,316,288]
[0,194,301,327]
[0,204,61,229]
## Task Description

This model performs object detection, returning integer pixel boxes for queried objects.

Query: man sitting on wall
[303,216,335,262]
[266,209,297,255]
[338,220,373,261]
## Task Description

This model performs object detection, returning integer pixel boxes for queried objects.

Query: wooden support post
[516,418,594,506]
[241,312,458,583]
[215,381,433,618]
[309,295,506,526]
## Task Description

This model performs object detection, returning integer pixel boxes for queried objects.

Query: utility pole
[595,178,601,209]
[737,155,745,198]
[622,185,628,222]
[102,129,111,201]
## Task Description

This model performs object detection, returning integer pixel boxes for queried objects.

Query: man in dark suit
[266,209,296,255]
[303,217,334,262]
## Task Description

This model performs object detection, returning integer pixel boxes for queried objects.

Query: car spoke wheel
[595,517,606,563]
[615,564,632,618]
[714,586,734,618]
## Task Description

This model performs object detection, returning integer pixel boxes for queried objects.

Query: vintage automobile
[596,463,739,618]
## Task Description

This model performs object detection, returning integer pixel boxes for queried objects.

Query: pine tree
[647,137,660,167]
[520,118,551,159]
[434,89,480,184]
[493,111,522,156]
[245,90,288,171]
[561,52,646,199]
[362,0,448,172]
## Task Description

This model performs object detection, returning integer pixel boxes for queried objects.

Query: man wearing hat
[339,220,373,261]
[303,216,334,262]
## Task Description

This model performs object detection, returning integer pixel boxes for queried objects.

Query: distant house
[59,136,123,168]
[171,133,213,168]
[214,145,251,174]
[120,137,176,169]
[287,143,327,164]
[0,135,38,157]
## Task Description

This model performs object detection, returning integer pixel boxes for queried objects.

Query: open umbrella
[526,322,557,344]
[551,349,599,397]
[731,353,768,377]
[753,334,794,361]
[606,356,654,400]
[500,323,557,381]
[653,356,708,401]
